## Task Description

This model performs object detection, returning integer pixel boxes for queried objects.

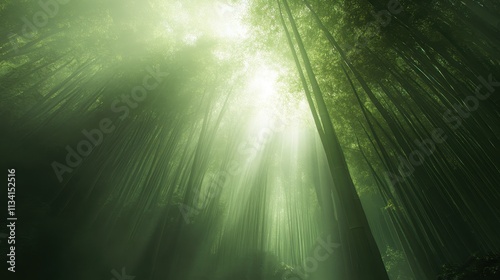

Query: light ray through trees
[0,0,499,279]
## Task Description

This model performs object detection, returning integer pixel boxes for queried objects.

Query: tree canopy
[0,0,499,279]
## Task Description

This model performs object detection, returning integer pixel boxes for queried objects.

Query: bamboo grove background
[0,0,499,279]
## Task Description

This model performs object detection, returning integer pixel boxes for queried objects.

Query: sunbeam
[1,0,500,279]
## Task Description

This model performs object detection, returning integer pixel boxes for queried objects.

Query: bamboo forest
[1,0,499,279]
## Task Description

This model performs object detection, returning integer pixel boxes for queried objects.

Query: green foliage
[1,0,499,279]
[438,254,500,280]
[383,246,413,280]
